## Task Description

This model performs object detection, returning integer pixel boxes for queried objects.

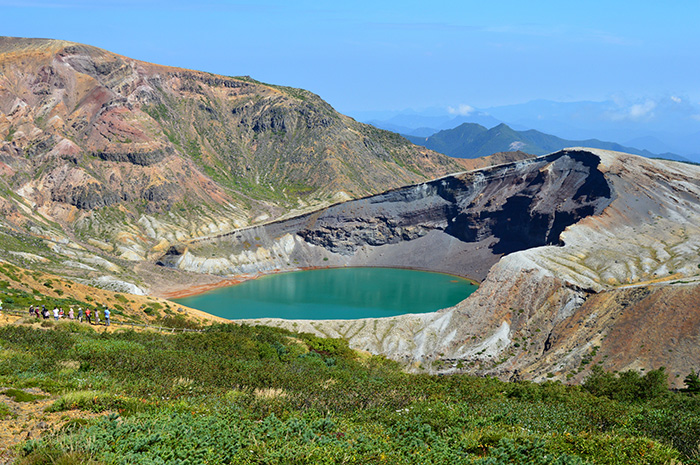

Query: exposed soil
[0,385,107,463]
[158,275,257,300]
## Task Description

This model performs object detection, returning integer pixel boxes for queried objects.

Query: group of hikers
[26,304,111,326]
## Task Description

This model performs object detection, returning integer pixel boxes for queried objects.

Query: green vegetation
[583,366,669,402]
[1,388,46,402]
[142,103,169,122]
[0,324,697,464]
[683,370,700,394]
[0,401,14,419]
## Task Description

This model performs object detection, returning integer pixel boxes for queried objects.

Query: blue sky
[3,0,700,116]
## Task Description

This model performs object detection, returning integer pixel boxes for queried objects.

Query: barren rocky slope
[159,149,612,280]
[160,148,700,386]
[0,37,461,292]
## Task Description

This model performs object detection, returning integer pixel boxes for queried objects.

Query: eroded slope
[0,36,460,291]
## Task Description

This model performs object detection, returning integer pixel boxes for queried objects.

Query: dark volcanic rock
[168,150,614,282]
[94,149,169,166]
[298,150,612,258]
[51,184,120,210]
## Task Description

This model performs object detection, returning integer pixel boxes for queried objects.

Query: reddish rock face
[0,37,461,234]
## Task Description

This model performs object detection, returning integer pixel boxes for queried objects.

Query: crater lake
[173,267,478,320]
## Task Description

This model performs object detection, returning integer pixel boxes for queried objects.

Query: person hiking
[53,307,59,321]
[78,307,83,322]
[29,305,34,317]
[95,309,100,325]
[68,307,74,320]
[104,307,111,326]
[85,308,92,324]
[59,308,64,319]
[42,306,49,319]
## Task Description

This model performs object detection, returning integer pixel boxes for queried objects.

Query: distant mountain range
[355,99,700,163]
[403,122,691,162]
[365,112,502,137]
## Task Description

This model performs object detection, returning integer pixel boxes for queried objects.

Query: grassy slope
[0,321,698,464]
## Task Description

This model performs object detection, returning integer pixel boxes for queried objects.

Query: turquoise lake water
[173,267,478,320]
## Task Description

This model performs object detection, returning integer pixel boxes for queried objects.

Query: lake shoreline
[168,267,479,321]
[160,265,480,301]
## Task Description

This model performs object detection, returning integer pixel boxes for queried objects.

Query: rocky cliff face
[159,150,612,280]
[160,148,700,387]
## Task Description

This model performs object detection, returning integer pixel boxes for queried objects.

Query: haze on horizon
[4,0,700,157]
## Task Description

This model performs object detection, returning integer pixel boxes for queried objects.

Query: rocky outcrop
[297,150,611,258]
[93,149,170,166]
[50,182,121,210]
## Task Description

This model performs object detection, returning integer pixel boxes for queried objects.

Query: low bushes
[0,324,697,464]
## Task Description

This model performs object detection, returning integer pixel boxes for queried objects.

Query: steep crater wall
[158,150,613,280]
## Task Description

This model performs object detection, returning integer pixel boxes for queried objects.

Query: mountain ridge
[405,121,690,161]
[359,99,700,162]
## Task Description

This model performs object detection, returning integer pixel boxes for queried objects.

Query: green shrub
[158,314,201,330]
[1,388,47,402]
[17,441,98,465]
[683,370,700,394]
[583,366,669,402]
[301,334,352,358]
[46,390,144,414]
[72,339,146,367]
[0,401,15,419]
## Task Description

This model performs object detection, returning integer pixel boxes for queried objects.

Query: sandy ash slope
[160,148,700,386]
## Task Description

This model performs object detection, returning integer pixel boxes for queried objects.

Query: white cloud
[447,104,474,116]
[607,99,657,121]
[671,96,682,103]
[628,100,656,119]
